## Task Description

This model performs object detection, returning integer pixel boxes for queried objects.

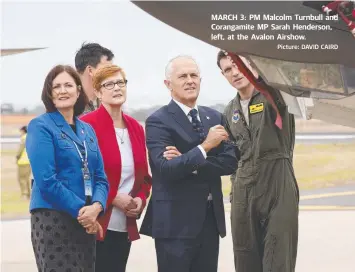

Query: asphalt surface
[1,136,354,271]
[1,184,355,271]
[295,133,355,144]
[300,184,355,196]
[2,211,355,272]
[299,183,355,208]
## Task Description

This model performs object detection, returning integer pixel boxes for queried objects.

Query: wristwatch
[94,202,103,212]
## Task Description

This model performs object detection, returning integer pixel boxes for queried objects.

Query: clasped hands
[77,194,144,237]
[112,193,143,218]
[163,125,229,160]
[77,202,103,238]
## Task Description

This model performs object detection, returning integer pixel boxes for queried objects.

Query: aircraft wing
[132,1,355,127]
[1,48,47,57]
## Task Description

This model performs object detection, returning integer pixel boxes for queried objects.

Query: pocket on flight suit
[231,182,252,251]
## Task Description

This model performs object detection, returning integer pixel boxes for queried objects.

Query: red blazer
[80,105,151,241]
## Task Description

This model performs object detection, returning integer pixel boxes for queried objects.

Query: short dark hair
[20,126,27,133]
[216,50,256,70]
[217,50,227,70]
[41,65,89,116]
[75,42,114,74]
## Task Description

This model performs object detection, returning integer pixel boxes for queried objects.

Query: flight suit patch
[232,110,240,123]
[249,103,264,114]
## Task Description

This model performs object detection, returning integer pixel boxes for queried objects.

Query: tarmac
[1,209,355,272]
[2,184,355,271]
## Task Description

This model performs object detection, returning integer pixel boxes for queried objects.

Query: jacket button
[90,138,94,143]
[61,134,66,139]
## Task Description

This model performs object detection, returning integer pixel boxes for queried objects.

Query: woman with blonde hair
[81,64,151,272]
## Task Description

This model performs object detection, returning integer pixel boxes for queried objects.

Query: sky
[1,0,236,111]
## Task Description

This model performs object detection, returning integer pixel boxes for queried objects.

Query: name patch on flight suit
[249,103,264,114]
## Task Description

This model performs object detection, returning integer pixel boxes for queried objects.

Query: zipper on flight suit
[237,97,253,141]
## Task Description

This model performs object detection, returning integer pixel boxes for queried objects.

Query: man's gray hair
[165,55,200,80]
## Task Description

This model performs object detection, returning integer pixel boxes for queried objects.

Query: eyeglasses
[101,80,128,90]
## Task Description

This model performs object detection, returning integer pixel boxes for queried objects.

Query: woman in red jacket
[80,64,151,272]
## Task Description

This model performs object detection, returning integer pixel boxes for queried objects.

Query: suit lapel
[198,106,213,133]
[96,106,123,204]
[50,111,84,147]
[95,105,121,167]
[75,118,88,144]
[168,100,197,142]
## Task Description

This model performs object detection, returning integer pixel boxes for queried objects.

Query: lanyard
[73,141,87,166]
[72,141,92,198]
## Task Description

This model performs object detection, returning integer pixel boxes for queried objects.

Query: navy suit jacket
[140,100,238,239]
[27,111,109,218]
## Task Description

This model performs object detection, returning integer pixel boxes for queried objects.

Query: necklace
[115,129,125,144]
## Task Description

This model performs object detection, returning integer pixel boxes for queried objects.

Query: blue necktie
[189,109,205,143]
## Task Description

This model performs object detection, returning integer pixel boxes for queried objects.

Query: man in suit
[140,55,238,272]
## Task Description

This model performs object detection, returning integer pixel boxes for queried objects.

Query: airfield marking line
[300,191,355,200]
[299,205,355,211]
[223,203,355,212]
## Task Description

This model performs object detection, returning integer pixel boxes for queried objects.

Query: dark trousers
[95,230,131,272]
[155,201,220,272]
[231,159,299,272]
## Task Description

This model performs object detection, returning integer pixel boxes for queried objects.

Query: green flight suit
[224,88,299,272]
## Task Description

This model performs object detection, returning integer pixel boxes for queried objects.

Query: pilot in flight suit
[218,51,299,272]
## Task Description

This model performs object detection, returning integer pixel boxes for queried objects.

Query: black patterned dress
[31,209,96,272]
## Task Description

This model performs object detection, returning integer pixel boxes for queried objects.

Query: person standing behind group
[26,64,109,272]
[217,51,299,272]
[81,64,152,272]
[16,125,31,199]
[140,56,237,272]
[75,42,114,113]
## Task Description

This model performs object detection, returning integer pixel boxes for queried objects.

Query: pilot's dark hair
[216,50,227,70]
[41,65,88,116]
[75,42,114,74]
[216,50,256,71]
[20,126,27,133]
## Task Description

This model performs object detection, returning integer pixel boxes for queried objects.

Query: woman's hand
[126,197,143,218]
[112,193,137,212]
[77,202,103,228]
[85,221,104,239]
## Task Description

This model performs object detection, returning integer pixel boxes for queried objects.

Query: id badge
[82,166,93,197]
